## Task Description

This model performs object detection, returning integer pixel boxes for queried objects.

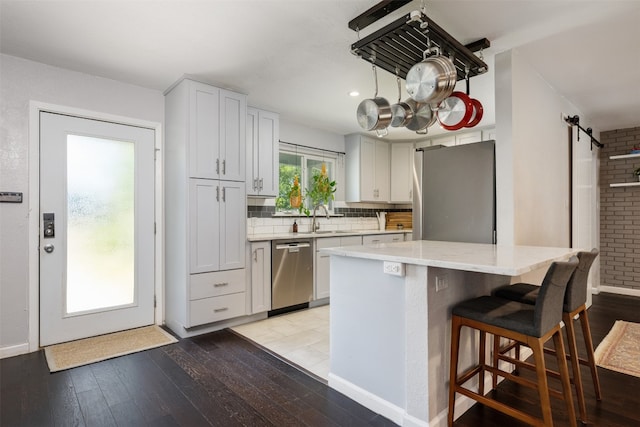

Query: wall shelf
[610,153,640,160]
[610,182,640,188]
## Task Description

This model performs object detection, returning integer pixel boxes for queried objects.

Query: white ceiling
[1,0,638,140]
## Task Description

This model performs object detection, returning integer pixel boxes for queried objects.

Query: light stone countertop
[321,240,578,276]
[247,228,412,242]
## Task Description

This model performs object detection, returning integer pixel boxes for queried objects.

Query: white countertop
[321,240,578,276]
[247,228,412,242]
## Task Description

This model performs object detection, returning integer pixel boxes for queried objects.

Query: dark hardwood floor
[1,292,639,426]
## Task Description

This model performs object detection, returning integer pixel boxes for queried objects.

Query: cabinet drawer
[363,233,404,245]
[316,237,342,250]
[189,292,246,326]
[189,269,245,300]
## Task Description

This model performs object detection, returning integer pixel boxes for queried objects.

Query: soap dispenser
[292,220,298,233]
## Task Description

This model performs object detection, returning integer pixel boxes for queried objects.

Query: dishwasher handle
[275,242,311,250]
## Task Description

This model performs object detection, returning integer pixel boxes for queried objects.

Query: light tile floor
[231,305,330,381]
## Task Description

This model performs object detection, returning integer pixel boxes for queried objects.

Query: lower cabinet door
[188,292,246,327]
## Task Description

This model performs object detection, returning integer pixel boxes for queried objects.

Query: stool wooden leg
[448,315,462,426]
[579,308,602,400]
[479,330,486,396]
[530,337,554,426]
[564,312,587,422]
[553,329,578,427]
[492,334,500,389]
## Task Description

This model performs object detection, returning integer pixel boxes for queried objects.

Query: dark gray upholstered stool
[492,249,601,422]
[448,257,579,427]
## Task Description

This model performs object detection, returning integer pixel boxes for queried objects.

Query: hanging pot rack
[350,8,490,82]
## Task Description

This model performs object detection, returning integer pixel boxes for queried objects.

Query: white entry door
[39,112,155,346]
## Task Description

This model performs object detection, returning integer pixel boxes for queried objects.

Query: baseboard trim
[598,286,640,298]
[0,342,30,359]
[328,373,406,426]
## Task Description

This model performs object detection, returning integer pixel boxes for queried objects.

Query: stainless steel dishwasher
[271,239,313,313]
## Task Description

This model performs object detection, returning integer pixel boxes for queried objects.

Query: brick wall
[599,126,640,292]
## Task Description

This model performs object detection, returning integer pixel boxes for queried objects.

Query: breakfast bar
[322,240,577,427]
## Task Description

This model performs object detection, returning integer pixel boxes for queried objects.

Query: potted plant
[288,175,302,208]
[299,164,336,216]
[634,166,640,181]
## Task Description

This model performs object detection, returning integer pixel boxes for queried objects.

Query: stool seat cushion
[493,283,539,306]
[452,296,543,337]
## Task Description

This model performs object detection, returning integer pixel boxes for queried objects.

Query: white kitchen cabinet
[315,235,362,300]
[249,241,271,314]
[455,130,482,145]
[171,79,245,181]
[482,127,496,141]
[430,134,456,147]
[390,142,414,203]
[345,134,390,202]
[165,77,248,335]
[362,233,404,245]
[246,107,279,197]
[189,179,246,273]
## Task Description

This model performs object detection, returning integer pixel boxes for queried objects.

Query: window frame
[277,146,337,214]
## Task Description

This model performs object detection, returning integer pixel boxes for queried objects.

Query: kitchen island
[322,240,577,427]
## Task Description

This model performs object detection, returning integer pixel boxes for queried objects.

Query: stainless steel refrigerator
[413,140,496,244]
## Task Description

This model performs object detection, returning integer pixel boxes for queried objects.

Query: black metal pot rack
[350,10,489,82]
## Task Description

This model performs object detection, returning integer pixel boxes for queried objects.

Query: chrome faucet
[312,204,330,232]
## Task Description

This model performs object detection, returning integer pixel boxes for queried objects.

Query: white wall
[0,54,164,354]
[495,49,598,248]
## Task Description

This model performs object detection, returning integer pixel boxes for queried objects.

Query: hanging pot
[390,75,414,128]
[464,98,484,128]
[436,91,474,131]
[357,65,392,135]
[404,99,437,134]
[405,49,457,104]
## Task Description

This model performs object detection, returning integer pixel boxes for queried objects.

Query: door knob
[43,244,55,253]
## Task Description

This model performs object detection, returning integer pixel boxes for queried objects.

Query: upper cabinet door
[391,143,414,203]
[256,110,279,197]
[374,140,390,202]
[246,108,279,197]
[189,82,220,179]
[219,89,246,182]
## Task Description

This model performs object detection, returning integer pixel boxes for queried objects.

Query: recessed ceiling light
[349,91,360,97]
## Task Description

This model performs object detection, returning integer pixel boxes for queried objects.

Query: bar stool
[492,249,601,422]
[448,257,579,427]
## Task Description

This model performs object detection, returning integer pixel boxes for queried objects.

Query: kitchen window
[277,147,336,213]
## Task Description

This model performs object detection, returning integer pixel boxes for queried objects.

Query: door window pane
[66,135,135,314]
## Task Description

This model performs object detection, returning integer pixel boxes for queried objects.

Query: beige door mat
[44,325,178,372]
[594,320,640,378]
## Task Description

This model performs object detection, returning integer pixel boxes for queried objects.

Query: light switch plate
[383,261,405,277]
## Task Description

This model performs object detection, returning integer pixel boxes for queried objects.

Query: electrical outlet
[383,261,405,277]
[436,274,449,292]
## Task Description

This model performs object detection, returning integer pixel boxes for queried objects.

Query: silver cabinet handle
[222,159,226,175]
[222,187,226,202]
[216,158,220,174]
[43,244,54,253]
[216,186,220,201]
[254,250,258,262]
[259,178,263,191]
[214,282,229,288]
[214,307,229,313]
[253,178,258,191]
